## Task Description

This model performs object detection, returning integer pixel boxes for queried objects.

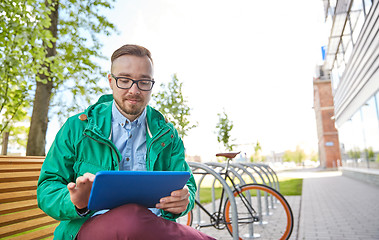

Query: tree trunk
[26,0,59,156]
[1,132,9,155]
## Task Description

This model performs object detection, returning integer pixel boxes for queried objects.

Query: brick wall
[313,77,341,168]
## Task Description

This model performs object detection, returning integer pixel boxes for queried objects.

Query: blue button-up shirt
[111,102,147,171]
[109,101,160,216]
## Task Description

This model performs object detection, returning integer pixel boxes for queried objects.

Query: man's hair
[111,44,153,65]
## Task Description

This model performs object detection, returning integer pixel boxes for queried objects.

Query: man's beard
[114,97,144,117]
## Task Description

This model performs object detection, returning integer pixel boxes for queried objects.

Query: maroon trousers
[76,204,215,240]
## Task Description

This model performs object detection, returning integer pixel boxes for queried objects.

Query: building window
[351,9,365,43]
[361,96,379,153]
[339,92,379,168]
[351,0,364,11]
[376,92,379,126]
[344,40,353,63]
[329,0,337,17]
[363,0,373,16]
[331,62,340,90]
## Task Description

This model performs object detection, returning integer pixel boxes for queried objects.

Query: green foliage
[9,125,30,149]
[0,1,50,135]
[215,110,235,151]
[347,147,361,160]
[1,0,116,153]
[48,0,117,120]
[365,147,375,160]
[152,74,197,138]
[250,141,262,162]
[283,145,306,164]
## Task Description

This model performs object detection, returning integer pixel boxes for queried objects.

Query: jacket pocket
[73,161,109,179]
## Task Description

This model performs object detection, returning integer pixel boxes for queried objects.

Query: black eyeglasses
[111,74,155,91]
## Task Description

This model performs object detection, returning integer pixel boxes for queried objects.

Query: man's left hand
[156,185,190,214]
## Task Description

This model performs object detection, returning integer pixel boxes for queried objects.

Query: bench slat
[0,164,42,173]
[6,224,57,240]
[7,224,58,240]
[0,199,38,215]
[0,208,46,227]
[0,181,37,193]
[0,156,56,239]
[0,156,45,163]
[0,190,37,204]
[0,172,40,182]
[0,215,58,238]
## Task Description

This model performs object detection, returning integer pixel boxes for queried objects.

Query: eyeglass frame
[111,73,155,91]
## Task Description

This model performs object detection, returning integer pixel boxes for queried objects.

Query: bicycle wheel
[224,183,293,240]
[177,209,193,226]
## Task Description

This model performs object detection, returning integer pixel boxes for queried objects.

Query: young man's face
[108,55,154,121]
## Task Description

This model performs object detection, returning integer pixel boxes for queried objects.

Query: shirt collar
[112,101,146,127]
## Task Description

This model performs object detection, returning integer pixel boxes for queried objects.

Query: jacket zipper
[83,132,121,165]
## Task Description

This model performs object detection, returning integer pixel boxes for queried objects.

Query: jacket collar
[146,105,170,138]
[84,95,170,141]
[84,94,113,140]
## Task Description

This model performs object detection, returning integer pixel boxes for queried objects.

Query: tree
[283,145,306,165]
[215,109,235,151]
[0,1,52,154]
[25,0,116,155]
[152,74,197,138]
[250,141,262,162]
[347,147,361,161]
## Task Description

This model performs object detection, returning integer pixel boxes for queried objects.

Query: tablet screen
[88,171,190,211]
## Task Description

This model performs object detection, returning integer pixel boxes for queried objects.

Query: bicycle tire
[177,209,193,226]
[223,183,294,240]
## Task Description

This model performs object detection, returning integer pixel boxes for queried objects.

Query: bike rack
[205,162,263,238]
[205,162,247,185]
[254,163,280,192]
[229,163,267,225]
[201,163,224,213]
[188,162,240,240]
[204,162,247,213]
[238,163,274,216]
[187,160,285,239]
[246,164,276,210]
[244,163,282,209]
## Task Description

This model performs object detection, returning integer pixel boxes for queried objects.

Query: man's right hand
[67,172,95,209]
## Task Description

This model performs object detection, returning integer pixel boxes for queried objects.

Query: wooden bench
[0,156,58,239]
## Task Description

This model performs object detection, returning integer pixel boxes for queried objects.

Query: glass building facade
[321,0,378,169]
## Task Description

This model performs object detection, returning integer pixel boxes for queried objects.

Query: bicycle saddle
[216,152,241,159]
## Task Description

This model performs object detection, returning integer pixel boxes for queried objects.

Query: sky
[46,0,328,161]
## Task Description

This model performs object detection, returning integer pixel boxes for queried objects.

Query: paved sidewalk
[195,169,379,239]
[297,170,379,240]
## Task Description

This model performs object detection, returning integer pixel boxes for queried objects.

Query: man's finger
[67,182,76,191]
[75,176,91,187]
[171,186,189,197]
[83,172,96,181]
[156,198,189,209]
[159,206,187,215]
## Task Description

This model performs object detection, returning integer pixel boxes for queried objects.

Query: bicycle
[179,152,294,240]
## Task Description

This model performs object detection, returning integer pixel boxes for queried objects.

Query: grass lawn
[279,178,303,196]
[197,178,303,204]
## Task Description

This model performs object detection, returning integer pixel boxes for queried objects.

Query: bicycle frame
[193,158,258,229]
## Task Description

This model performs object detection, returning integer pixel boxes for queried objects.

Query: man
[37,44,214,240]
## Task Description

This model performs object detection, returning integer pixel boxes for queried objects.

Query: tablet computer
[88,171,190,211]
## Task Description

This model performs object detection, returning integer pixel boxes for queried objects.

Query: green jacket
[37,94,196,240]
